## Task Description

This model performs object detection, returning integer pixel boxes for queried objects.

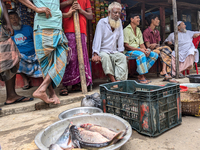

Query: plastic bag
[81,92,102,108]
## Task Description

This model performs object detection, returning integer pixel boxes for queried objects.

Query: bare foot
[49,93,60,104]
[33,90,55,104]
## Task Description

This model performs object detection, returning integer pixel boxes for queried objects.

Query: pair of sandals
[161,73,179,83]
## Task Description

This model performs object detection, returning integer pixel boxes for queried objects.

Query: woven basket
[181,92,200,116]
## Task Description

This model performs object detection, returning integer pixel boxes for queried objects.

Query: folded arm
[18,0,52,18]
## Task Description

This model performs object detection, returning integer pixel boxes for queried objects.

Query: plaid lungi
[126,50,158,75]
[17,53,42,78]
[34,28,69,88]
[153,46,172,73]
[0,26,20,81]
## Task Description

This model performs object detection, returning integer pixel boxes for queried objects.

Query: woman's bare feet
[33,89,55,104]
[49,92,60,104]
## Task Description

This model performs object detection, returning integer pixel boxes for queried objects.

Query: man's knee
[100,52,111,62]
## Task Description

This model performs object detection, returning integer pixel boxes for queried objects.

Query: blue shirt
[11,25,35,56]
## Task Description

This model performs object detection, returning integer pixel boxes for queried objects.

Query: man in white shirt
[165,21,200,77]
[92,2,128,82]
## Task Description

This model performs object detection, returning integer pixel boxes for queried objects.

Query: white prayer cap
[177,21,183,26]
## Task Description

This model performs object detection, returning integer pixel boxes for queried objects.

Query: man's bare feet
[49,93,60,104]
[33,90,55,104]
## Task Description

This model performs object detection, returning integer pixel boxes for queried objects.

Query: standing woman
[0,0,33,106]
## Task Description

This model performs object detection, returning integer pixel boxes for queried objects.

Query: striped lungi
[153,46,172,73]
[34,27,69,88]
[125,50,158,75]
[0,25,20,81]
[17,53,42,78]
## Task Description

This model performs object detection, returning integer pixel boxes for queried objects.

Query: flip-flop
[163,77,179,83]
[172,73,185,78]
[160,74,172,79]
[22,84,32,90]
[4,97,34,105]
[137,79,149,84]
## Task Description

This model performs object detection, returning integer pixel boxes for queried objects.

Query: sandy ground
[1,75,200,150]
[0,101,200,150]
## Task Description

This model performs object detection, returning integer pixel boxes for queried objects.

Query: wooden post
[73,0,88,94]
[172,0,179,78]
[141,2,145,31]
[159,6,166,43]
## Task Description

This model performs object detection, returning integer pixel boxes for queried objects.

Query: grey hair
[108,2,122,12]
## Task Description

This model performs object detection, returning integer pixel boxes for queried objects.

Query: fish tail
[109,130,125,145]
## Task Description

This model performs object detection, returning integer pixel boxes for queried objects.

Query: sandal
[59,87,69,96]
[172,73,185,78]
[4,97,34,105]
[137,79,149,84]
[160,73,172,79]
[163,77,179,83]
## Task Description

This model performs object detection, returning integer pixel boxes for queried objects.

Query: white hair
[108,2,122,12]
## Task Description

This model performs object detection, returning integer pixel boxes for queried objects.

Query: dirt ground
[0,101,200,150]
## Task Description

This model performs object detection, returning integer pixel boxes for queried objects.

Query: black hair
[8,11,19,17]
[129,13,140,23]
[146,14,159,26]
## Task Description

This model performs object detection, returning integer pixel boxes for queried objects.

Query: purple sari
[62,33,92,86]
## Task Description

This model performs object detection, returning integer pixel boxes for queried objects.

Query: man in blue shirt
[9,11,42,90]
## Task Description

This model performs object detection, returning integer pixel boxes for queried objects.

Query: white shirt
[92,17,124,55]
[165,30,200,62]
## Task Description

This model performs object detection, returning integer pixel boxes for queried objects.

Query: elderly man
[124,13,158,84]
[92,2,128,82]
[8,11,42,90]
[165,21,200,77]
[18,0,70,104]
[60,0,92,95]
[0,0,33,105]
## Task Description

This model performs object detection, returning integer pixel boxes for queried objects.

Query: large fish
[70,125,124,149]
[78,128,110,143]
[49,123,73,150]
[80,123,117,140]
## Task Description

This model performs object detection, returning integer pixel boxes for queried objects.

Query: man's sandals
[163,77,179,83]
[4,97,34,105]
[137,79,151,84]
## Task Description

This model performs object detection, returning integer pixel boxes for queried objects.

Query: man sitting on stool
[92,2,128,82]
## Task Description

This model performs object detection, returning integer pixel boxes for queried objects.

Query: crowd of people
[0,0,200,106]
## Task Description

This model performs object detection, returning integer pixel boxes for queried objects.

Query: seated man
[8,11,42,90]
[143,14,178,83]
[124,13,158,84]
[92,2,128,82]
[165,21,200,77]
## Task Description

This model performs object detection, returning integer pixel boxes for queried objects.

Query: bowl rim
[35,113,132,150]
[58,107,103,120]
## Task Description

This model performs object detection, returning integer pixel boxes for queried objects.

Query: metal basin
[35,113,132,150]
[58,107,103,120]
[186,75,200,83]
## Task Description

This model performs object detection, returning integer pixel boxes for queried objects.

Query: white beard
[108,16,121,29]
[12,21,22,31]
[180,28,187,33]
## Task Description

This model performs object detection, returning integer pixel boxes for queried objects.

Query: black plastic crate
[100,80,182,137]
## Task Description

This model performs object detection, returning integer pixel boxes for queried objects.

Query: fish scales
[79,128,109,143]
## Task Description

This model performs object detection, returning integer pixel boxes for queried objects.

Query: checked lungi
[125,50,158,75]
[17,53,42,78]
[34,27,69,88]
[153,46,172,73]
[0,25,20,81]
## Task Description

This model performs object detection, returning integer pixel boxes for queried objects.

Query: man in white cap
[165,21,200,77]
